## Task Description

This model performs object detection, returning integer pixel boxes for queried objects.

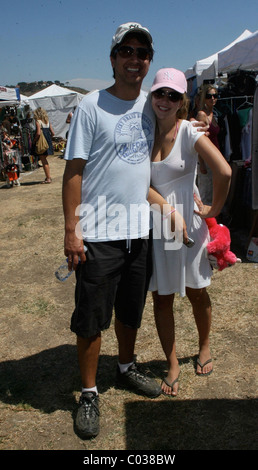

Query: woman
[33,107,54,183]
[148,68,231,396]
[196,84,220,204]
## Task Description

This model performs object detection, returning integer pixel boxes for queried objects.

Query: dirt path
[0,154,257,451]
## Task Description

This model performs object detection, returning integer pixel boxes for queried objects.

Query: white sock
[118,361,134,374]
[82,386,98,395]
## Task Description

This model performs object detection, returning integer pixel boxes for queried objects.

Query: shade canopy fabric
[0,86,20,108]
[23,85,85,138]
[27,84,77,99]
[218,30,258,74]
[185,30,253,86]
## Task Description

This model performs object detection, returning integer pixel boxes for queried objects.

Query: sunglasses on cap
[115,45,152,60]
[206,93,218,99]
[152,88,183,102]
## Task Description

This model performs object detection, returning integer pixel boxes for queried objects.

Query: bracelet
[163,209,176,219]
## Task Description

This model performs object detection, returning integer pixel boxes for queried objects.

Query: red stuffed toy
[205,218,240,271]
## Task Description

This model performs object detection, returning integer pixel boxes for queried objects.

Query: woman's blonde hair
[33,107,49,124]
[177,93,190,119]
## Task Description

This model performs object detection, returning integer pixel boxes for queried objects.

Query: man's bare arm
[62,158,87,270]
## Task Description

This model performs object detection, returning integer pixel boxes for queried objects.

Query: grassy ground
[0,154,257,451]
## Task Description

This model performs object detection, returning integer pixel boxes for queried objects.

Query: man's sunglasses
[115,45,151,61]
[152,88,183,102]
[206,93,218,99]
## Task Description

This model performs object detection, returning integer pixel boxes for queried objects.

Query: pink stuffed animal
[205,218,240,271]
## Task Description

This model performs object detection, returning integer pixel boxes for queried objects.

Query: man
[62,22,161,439]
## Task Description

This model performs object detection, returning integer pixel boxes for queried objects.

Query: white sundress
[149,120,212,297]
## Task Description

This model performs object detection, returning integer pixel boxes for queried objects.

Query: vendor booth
[0,86,24,185]
[22,84,84,139]
[217,31,258,253]
[185,30,253,98]
[186,30,258,254]
[1,84,85,185]
[0,86,20,107]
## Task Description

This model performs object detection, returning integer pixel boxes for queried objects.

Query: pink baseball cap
[151,68,187,94]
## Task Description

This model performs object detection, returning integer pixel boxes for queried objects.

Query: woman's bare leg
[153,292,180,395]
[186,287,213,375]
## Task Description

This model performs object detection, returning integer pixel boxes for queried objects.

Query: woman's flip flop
[162,376,179,396]
[196,358,213,376]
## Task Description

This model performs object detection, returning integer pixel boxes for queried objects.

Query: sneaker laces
[80,393,99,418]
[127,363,150,382]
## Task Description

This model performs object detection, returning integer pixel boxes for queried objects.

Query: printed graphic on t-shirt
[114,112,153,164]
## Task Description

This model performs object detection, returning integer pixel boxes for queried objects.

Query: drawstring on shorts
[126,239,131,253]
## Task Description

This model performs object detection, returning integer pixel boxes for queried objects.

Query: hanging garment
[223,115,232,161]
[237,108,253,161]
[252,85,258,210]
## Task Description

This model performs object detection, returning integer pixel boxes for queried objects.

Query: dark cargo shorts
[70,235,152,338]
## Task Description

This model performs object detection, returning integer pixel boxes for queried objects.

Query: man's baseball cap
[151,68,187,94]
[111,22,153,51]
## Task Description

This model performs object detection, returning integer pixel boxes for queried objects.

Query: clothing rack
[217,95,253,113]
[218,95,253,101]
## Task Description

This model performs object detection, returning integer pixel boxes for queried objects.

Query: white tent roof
[23,84,85,138]
[0,86,20,107]
[26,84,79,99]
[218,30,258,73]
[186,30,253,86]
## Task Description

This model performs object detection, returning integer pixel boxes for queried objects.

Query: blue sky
[1,0,258,91]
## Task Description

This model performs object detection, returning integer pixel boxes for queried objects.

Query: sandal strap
[197,358,212,370]
[163,376,179,388]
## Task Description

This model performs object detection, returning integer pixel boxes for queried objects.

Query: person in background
[196,84,220,205]
[188,90,201,120]
[2,115,12,134]
[148,68,231,396]
[65,106,76,139]
[33,107,54,183]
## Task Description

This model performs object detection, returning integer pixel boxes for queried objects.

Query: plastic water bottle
[55,246,87,282]
[55,259,73,282]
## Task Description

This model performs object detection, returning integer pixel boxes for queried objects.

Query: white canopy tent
[218,30,258,74]
[185,30,253,87]
[0,86,20,107]
[23,84,85,138]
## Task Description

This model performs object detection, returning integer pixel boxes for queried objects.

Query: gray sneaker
[75,392,100,439]
[116,363,161,398]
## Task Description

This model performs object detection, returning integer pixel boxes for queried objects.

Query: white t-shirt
[64,89,155,241]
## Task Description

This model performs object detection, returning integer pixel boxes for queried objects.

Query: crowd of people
[62,21,232,439]
[0,106,55,184]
